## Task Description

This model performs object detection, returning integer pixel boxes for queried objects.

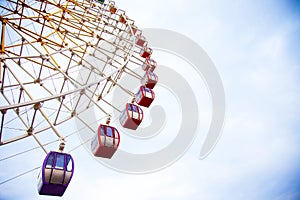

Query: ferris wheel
[0,0,158,196]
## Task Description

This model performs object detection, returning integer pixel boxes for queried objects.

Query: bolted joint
[80,89,85,95]
[33,103,41,110]
[71,110,76,117]
[34,78,41,84]
[1,109,7,115]
[27,127,33,135]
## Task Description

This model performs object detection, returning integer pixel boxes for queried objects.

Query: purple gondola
[140,46,153,58]
[142,57,157,72]
[37,151,74,197]
[135,86,155,108]
[141,71,158,89]
[91,124,120,159]
[119,103,143,130]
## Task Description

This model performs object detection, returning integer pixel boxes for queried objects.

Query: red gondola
[140,46,153,58]
[142,57,157,72]
[135,86,155,108]
[91,124,120,159]
[119,14,126,24]
[141,71,158,89]
[109,2,117,13]
[127,25,140,36]
[136,34,147,47]
[119,103,143,130]
[37,152,74,197]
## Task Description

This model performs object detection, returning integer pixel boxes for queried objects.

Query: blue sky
[1,0,300,199]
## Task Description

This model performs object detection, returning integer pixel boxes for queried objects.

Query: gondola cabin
[135,86,155,108]
[119,103,143,130]
[37,152,74,197]
[136,35,147,47]
[109,2,117,13]
[119,14,126,24]
[127,25,140,36]
[91,124,120,159]
[140,46,153,58]
[142,57,157,72]
[141,71,158,89]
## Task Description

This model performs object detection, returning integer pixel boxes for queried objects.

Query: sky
[1,0,300,199]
